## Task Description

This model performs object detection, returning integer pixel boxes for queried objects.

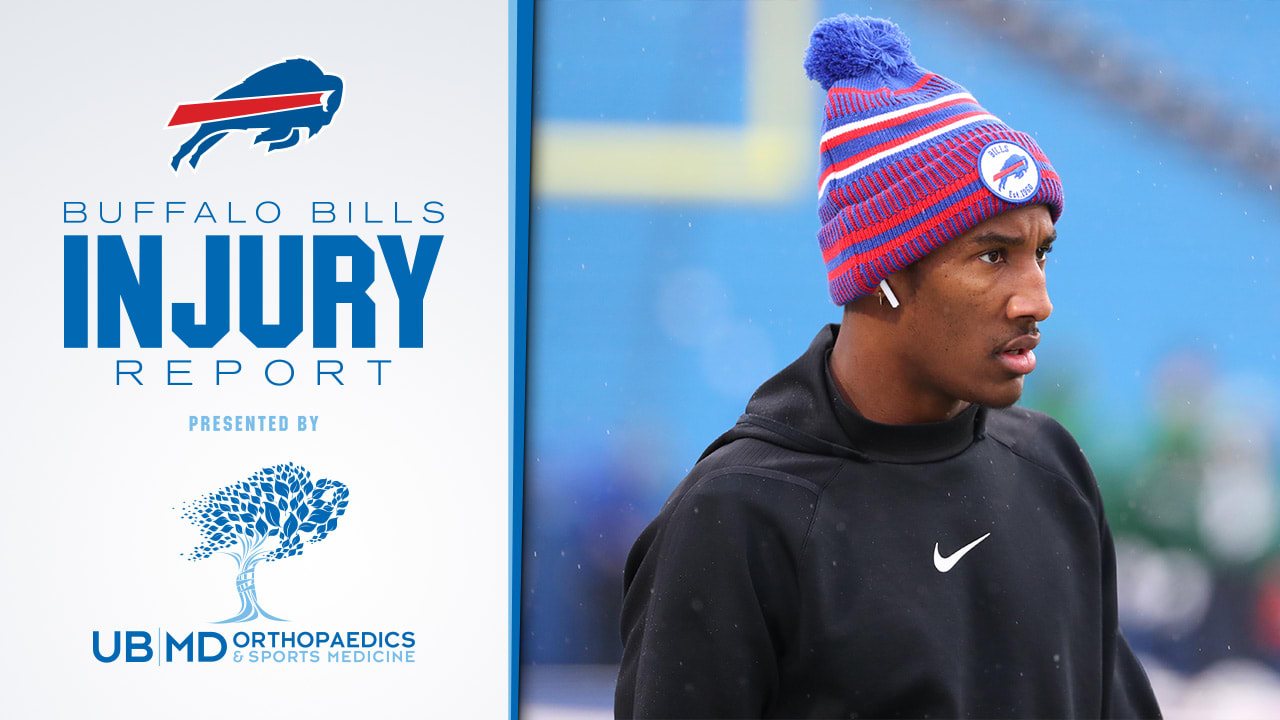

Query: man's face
[894,204,1056,409]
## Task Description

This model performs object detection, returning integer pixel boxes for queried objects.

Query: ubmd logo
[181,461,348,623]
[91,461,350,665]
[92,463,413,666]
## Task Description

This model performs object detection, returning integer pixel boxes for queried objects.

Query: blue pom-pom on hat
[804,14,918,90]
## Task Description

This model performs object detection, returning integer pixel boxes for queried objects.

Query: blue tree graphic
[181,462,349,623]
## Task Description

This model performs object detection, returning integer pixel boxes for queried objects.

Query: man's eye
[1037,245,1055,261]
[978,249,1003,264]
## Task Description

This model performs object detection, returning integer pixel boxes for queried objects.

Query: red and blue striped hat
[805,15,1064,305]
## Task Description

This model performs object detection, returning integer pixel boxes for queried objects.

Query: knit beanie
[805,14,1064,305]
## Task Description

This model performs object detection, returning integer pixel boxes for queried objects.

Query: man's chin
[972,376,1025,409]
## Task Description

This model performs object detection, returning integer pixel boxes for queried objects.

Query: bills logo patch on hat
[978,140,1040,203]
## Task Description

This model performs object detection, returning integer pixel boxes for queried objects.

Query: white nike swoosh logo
[933,532,991,573]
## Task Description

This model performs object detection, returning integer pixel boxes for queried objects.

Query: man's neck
[828,322,971,425]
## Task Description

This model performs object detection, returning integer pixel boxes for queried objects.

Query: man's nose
[1007,259,1053,322]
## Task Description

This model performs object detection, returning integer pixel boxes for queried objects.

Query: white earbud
[879,279,900,308]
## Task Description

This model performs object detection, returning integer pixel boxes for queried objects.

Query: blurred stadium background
[520,1,1280,718]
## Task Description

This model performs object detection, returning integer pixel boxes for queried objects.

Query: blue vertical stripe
[509,1,532,719]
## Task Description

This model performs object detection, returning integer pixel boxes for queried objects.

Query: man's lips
[996,334,1040,375]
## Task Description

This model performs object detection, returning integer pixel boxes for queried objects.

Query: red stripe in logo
[992,160,1027,182]
[167,92,327,127]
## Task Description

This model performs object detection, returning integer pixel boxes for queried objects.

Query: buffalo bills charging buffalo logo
[994,154,1028,192]
[169,58,343,171]
[978,140,1040,203]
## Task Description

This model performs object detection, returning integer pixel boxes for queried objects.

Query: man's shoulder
[688,434,844,500]
[984,405,1075,448]
[646,435,839,540]
[984,405,1101,508]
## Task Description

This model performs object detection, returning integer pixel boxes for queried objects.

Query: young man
[615,15,1163,720]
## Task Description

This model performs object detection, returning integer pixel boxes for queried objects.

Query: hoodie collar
[717,324,986,464]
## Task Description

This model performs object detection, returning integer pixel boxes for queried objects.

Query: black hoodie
[616,324,1161,719]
